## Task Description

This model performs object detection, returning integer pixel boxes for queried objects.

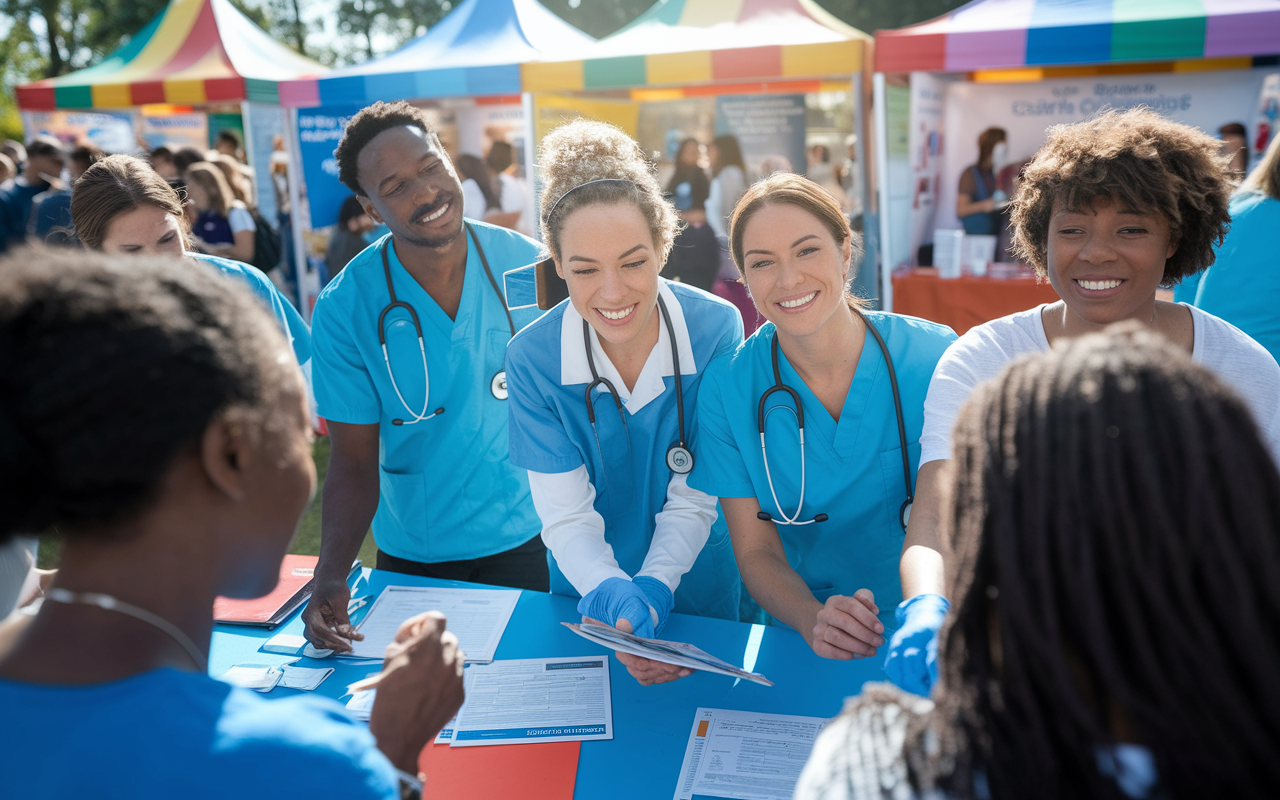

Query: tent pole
[873,72,893,314]
[522,91,539,242]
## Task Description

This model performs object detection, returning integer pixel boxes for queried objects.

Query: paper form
[564,623,773,686]
[344,585,520,663]
[673,708,828,800]
[450,657,613,747]
[345,688,375,721]
[433,667,479,743]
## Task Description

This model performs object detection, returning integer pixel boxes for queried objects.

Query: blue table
[210,569,887,798]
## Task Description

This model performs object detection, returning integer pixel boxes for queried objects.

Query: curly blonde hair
[538,119,678,263]
[1009,108,1232,284]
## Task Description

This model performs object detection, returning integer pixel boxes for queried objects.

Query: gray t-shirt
[920,304,1280,465]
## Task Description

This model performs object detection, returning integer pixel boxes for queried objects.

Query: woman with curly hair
[504,119,745,685]
[882,108,1280,698]
[795,326,1280,799]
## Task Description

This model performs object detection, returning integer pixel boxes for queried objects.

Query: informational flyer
[673,708,828,800]
[344,585,520,663]
[450,657,613,747]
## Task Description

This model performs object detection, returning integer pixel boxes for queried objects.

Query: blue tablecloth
[210,568,886,798]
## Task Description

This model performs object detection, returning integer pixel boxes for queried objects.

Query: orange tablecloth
[892,268,1060,335]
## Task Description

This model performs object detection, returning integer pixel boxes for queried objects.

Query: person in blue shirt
[28,144,100,246]
[1174,133,1280,364]
[302,102,547,653]
[688,173,956,663]
[70,154,311,371]
[0,248,463,800]
[505,120,743,684]
[0,136,65,252]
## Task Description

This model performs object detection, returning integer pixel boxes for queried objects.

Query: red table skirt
[892,268,1060,335]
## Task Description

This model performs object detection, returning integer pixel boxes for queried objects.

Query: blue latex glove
[883,593,950,697]
[578,577,660,639]
[632,576,674,638]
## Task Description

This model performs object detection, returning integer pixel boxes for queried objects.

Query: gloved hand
[578,577,660,639]
[632,576,674,638]
[883,593,950,697]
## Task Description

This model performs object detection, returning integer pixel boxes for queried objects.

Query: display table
[210,569,886,798]
[892,267,1060,335]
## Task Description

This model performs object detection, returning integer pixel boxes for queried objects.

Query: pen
[347,595,370,614]
[346,673,383,693]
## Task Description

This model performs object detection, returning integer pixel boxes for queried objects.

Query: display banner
[245,102,286,223]
[715,94,807,179]
[297,105,361,229]
[139,111,208,151]
[907,73,947,267]
[22,110,137,153]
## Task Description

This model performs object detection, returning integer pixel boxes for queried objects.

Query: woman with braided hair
[795,325,1280,799]
[885,108,1280,696]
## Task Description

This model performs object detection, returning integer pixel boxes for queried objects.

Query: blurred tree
[333,0,451,63]
[817,0,968,33]
[539,0,652,39]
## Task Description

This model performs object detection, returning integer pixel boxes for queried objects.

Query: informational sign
[22,110,138,153]
[138,110,208,151]
[244,101,286,222]
[715,94,807,180]
[297,105,360,229]
[907,72,947,267]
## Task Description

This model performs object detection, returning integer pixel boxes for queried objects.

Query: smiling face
[556,201,661,357]
[1045,197,1176,327]
[356,125,464,249]
[100,204,187,257]
[739,202,853,339]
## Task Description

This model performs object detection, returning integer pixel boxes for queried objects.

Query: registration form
[344,585,520,663]
[673,708,827,800]
[450,656,613,747]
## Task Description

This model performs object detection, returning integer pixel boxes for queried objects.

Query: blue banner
[297,105,361,229]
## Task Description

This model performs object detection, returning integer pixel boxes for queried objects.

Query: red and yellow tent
[16,0,324,111]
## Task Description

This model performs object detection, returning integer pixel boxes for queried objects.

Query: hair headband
[545,178,635,223]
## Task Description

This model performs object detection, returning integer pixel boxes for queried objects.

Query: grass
[38,437,379,570]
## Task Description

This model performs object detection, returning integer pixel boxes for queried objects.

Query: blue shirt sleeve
[689,358,757,498]
[311,282,382,424]
[505,326,585,474]
[190,254,312,367]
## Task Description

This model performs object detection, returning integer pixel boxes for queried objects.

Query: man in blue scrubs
[303,102,546,652]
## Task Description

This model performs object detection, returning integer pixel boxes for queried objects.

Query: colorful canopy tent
[15,0,324,110]
[277,0,595,108]
[876,0,1280,74]
[522,0,869,93]
[870,0,1280,315]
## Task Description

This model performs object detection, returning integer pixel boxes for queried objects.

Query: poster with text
[297,105,361,229]
[715,94,807,181]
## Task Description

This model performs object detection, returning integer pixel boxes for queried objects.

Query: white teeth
[418,203,449,224]
[1077,279,1122,291]
[779,292,816,309]
[598,305,636,321]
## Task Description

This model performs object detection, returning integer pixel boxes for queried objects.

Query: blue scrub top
[311,222,543,563]
[1175,192,1280,365]
[688,312,956,631]
[191,253,311,368]
[505,280,744,621]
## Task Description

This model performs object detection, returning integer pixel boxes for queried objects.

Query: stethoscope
[583,293,693,475]
[377,222,515,426]
[756,313,914,530]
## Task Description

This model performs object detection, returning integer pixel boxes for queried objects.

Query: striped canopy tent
[875,0,1280,74]
[523,0,871,95]
[15,0,324,110]
[277,0,595,108]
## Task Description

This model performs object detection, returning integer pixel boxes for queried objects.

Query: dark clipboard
[534,257,569,311]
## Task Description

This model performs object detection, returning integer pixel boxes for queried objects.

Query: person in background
[172,146,206,176]
[956,127,1007,235]
[29,144,101,245]
[689,173,956,660]
[456,153,519,228]
[184,162,255,264]
[838,134,863,222]
[664,137,718,292]
[506,119,744,685]
[1175,130,1280,364]
[794,327,1280,800]
[214,129,245,162]
[665,137,710,218]
[301,101,547,655]
[807,144,841,202]
[150,145,179,180]
[0,248,464,799]
[886,108,1280,699]
[0,140,24,173]
[0,136,65,253]
[706,134,747,240]
[1218,121,1249,182]
[0,154,14,192]
[210,152,256,211]
[487,140,529,234]
[326,195,375,280]
[72,154,310,371]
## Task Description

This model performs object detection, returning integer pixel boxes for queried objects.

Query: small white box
[934,229,965,279]
[962,235,997,277]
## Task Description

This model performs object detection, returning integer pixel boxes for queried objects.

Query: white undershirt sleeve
[636,473,719,594]
[528,467,630,597]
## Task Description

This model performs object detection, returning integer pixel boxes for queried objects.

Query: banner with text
[297,105,361,229]
[715,94,807,180]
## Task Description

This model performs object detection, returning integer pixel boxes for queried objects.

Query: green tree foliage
[539,0,653,39]
[819,0,968,34]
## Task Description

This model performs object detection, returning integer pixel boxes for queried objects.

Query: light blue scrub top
[311,222,543,563]
[191,253,312,367]
[1173,192,1280,365]
[688,312,956,632]
[505,280,744,621]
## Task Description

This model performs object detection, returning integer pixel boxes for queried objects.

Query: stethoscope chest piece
[491,370,508,400]
[666,444,693,475]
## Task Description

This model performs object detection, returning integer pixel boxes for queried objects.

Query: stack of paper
[220,663,334,693]
[564,622,773,686]
[673,708,828,800]
[449,657,613,747]
[343,586,520,663]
